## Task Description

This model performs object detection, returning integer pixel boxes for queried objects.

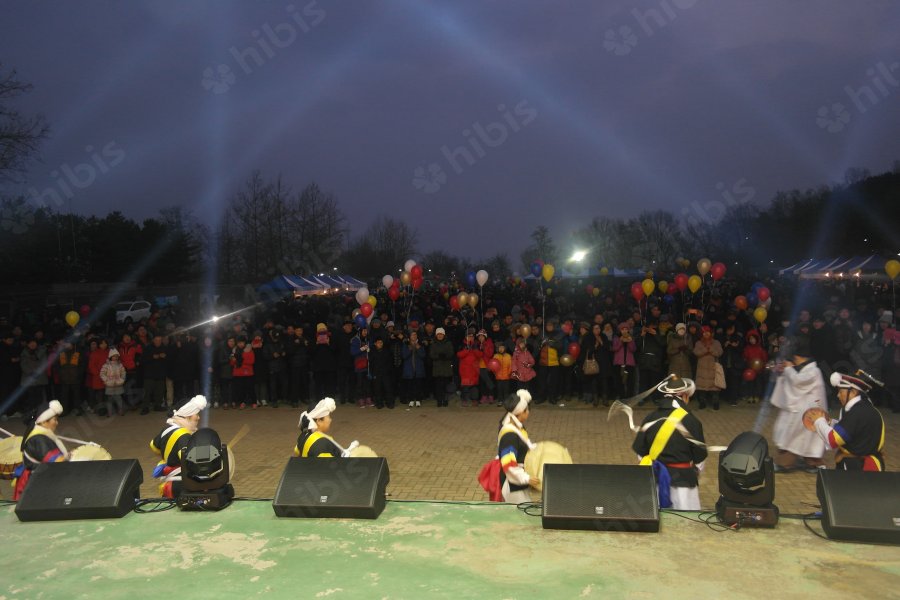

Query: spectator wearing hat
[457,329,482,407]
[429,327,454,407]
[99,348,126,417]
[809,373,886,471]
[693,326,723,410]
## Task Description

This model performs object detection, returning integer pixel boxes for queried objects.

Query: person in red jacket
[741,330,769,403]
[231,335,256,409]
[117,333,143,410]
[457,329,483,407]
[476,330,495,405]
[85,338,109,414]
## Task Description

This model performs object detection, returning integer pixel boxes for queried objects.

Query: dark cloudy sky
[2,1,900,261]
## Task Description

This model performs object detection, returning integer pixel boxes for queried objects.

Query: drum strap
[301,432,343,457]
[25,426,68,461]
[640,408,688,467]
[163,428,190,462]
[498,425,535,450]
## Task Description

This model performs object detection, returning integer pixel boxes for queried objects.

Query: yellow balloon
[457,292,469,307]
[559,354,574,367]
[886,259,900,280]
[542,264,555,282]
[641,278,655,296]
[520,324,532,338]
[688,274,702,294]
[367,296,377,308]
[600,267,609,276]
[592,287,600,297]
[400,272,411,285]
[65,310,80,327]
[697,258,711,276]
[658,280,668,294]
[646,271,654,279]
[546,288,553,295]
[468,293,479,308]
[753,307,768,323]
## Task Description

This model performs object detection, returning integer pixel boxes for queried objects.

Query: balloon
[559,354,574,367]
[711,262,726,281]
[382,275,394,289]
[751,282,765,292]
[750,358,765,372]
[400,272,411,286]
[449,295,460,311]
[646,271,654,280]
[79,304,91,317]
[530,262,542,278]
[641,278,655,297]
[542,264,555,282]
[354,315,367,329]
[356,287,369,305]
[663,294,674,305]
[410,265,423,279]
[545,288,552,296]
[351,308,361,319]
[753,307,768,323]
[404,259,417,273]
[746,292,759,308]
[561,322,573,335]
[592,287,600,297]
[586,285,594,295]
[412,277,423,290]
[674,273,688,292]
[468,293,479,308]
[886,259,900,280]
[567,342,580,359]
[734,295,748,310]
[388,287,400,302]
[488,358,501,374]
[367,296,377,308]
[631,282,644,302]
[65,310,80,327]
[688,275,702,294]
[359,303,373,318]
[457,292,469,308]
[391,278,400,289]
[520,324,532,338]
[742,368,757,382]
[600,267,609,276]
[476,269,489,287]
[757,287,770,302]
[697,258,711,276]
[657,280,668,294]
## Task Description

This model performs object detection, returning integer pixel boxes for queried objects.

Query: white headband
[174,395,208,418]
[36,400,63,424]
[301,397,336,430]
[511,389,531,416]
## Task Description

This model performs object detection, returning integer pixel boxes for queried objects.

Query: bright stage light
[212,315,219,322]
[570,250,587,262]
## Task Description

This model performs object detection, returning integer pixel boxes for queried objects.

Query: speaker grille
[272,457,390,519]
[542,464,659,532]
[15,459,143,522]
[817,470,900,544]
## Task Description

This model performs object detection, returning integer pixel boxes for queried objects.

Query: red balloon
[359,303,373,318]
[391,279,400,289]
[487,358,501,374]
[631,282,644,302]
[734,295,748,310]
[449,296,460,311]
[586,285,594,295]
[410,265,423,279]
[674,273,689,292]
[757,286,770,302]
[412,277,423,290]
[388,287,400,301]
[711,262,727,281]
[742,368,757,382]
[79,304,91,317]
[567,342,580,359]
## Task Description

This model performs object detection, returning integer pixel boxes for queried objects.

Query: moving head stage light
[716,431,779,527]
[177,428,234,511]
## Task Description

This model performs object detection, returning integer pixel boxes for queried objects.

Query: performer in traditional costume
[294,397,358,458]
[150,394,207,498]
[806,372,886,471]
[496,389,539,503]
[13,400,67,500]
[632,376,707,510]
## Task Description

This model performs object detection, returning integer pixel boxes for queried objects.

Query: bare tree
[0,65,49,181]
[520,225,558,271]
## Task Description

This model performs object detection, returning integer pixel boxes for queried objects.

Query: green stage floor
[2,500,898,599]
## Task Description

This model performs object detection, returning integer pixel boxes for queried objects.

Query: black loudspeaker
[15,459,143,522]
[542,464,659,532]
[272,457,390,519]
[816,470,900,545]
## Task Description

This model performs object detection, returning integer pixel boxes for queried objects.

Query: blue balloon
[530,262,542,278]
[354,315,367,329]
[746,292,759,308]
[751,282,765,292]
[663,294,674,305]
[466,271,477,287]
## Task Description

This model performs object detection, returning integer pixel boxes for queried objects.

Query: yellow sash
[639,408,688,466]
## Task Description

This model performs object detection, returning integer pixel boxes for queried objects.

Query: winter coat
[511,346,536,383]
[310,337,338,373]
[492,352,513,381]
[333,330,355,370]
[457,346,483,387]
[612,336,637,367]
[742,333,769,369]
[117,340,142,372]
[693,339,723,391]
[476,338,495,370]
[666,334,693,380]
[368,346,393,379]
[86,348,108,390]
[719,332,744,370]
[170,341,199,382]
[850,332,883,378]
[142,342,169,381]
[216,343,236,380]
[428,338,455,378]
[401,343,426,379]
[53,350,84,386]
[637,330,666,372]
[264,336,288,374]
[100,356,126,395]
[350,336,370,373]
[19,346,49,387]
[286,335,310,370]
[232,345,256,377]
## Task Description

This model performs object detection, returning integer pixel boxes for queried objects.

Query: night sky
[2,1,900,259]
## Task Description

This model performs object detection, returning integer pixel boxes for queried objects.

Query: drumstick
[227,424,250,449]
[0,426,15,438]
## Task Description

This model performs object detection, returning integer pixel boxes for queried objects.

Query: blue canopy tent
[257,275,323,298]
[778,255,887,279]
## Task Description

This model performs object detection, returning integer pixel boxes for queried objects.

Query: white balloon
[356,287,370,305]
[476,269,489,287]
[382,275,394,289]
[404,259,417,273]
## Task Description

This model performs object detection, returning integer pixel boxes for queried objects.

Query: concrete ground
[3,395,897,514]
